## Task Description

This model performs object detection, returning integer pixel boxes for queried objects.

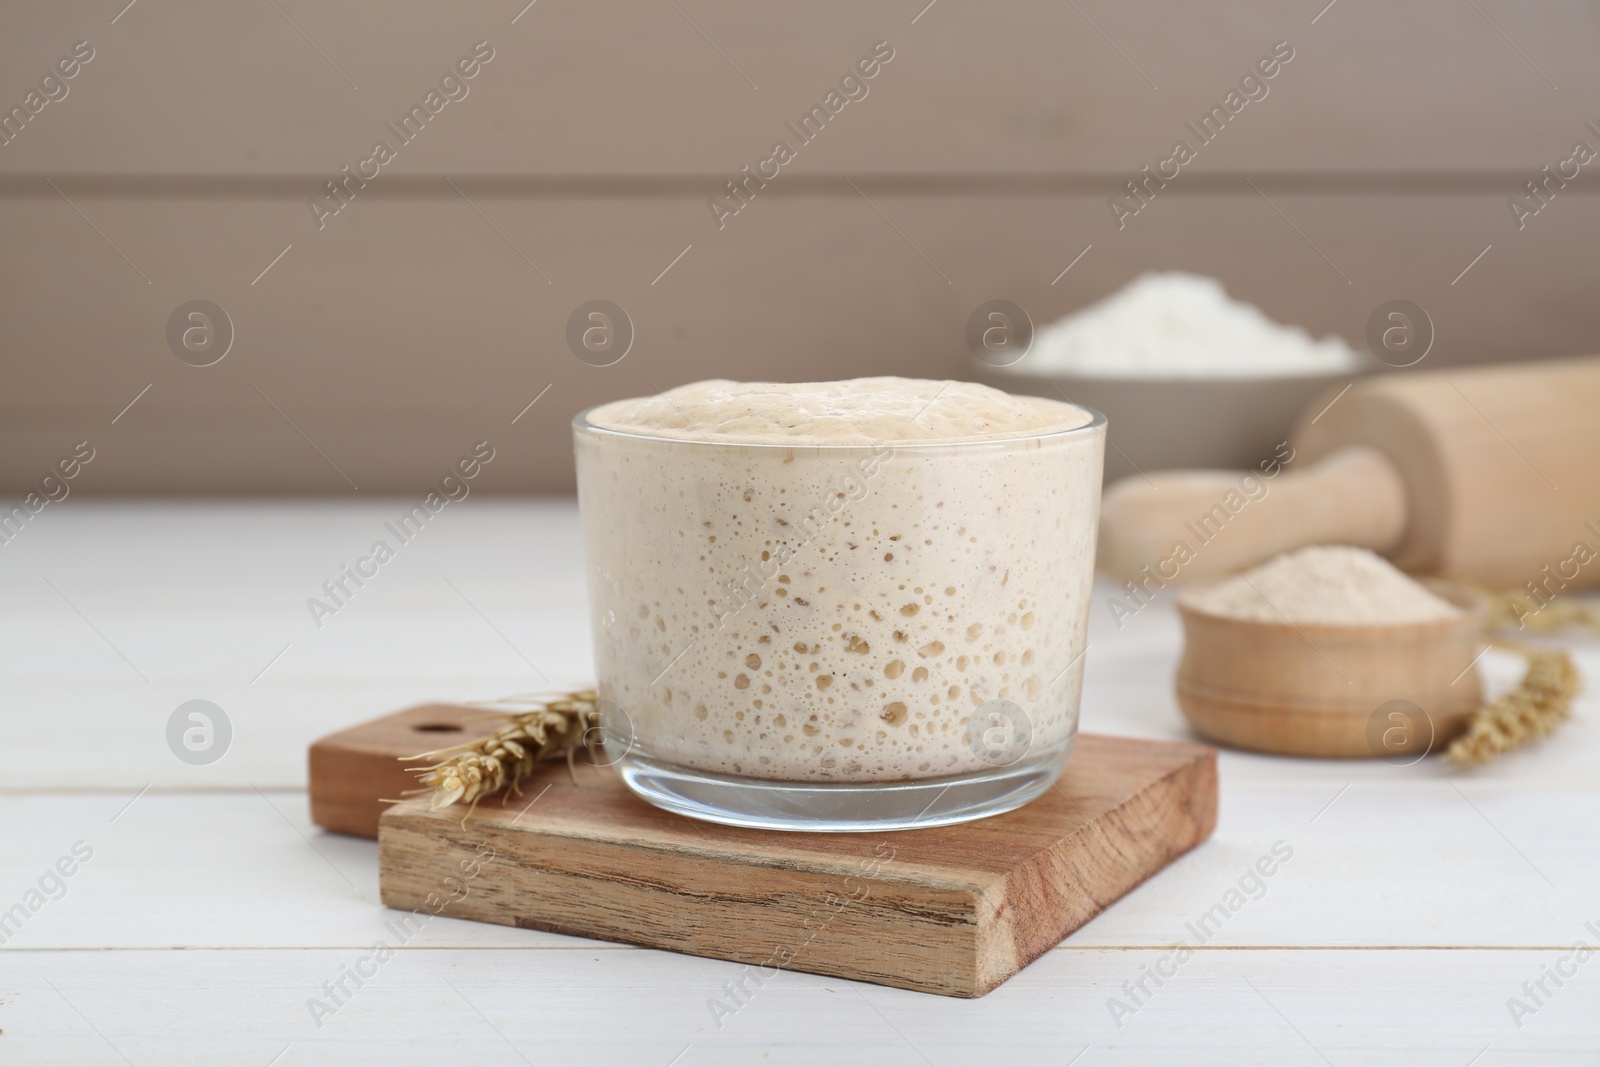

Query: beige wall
[4,1,1598,493]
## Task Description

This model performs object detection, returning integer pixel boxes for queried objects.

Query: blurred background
[5,0,1598,494]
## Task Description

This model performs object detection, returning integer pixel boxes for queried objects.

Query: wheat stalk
[1481,588,1600,634]
[1446,645,1579,765]
[1441,585,1594,765]
[404,689,598,817]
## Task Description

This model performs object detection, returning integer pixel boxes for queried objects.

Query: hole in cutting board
[413,723,464,733]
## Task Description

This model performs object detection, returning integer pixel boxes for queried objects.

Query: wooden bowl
[1173,581,1487,758]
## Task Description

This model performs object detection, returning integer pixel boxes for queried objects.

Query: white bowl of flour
[977,273,1371,482]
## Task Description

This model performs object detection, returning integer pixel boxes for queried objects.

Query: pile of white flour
[1023,273,1360,378]
[1182,546,1462,625]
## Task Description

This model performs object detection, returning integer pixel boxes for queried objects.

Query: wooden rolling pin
[1098,355,1600,591]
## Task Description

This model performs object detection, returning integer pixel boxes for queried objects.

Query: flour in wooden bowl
[1181,545,1463,625]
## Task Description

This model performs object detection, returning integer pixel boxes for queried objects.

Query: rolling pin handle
[1097,446,1409,584]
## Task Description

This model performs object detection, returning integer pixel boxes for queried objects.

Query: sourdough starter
[576,378,1101,783]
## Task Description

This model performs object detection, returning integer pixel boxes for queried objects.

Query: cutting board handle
[1097,446,1409,584]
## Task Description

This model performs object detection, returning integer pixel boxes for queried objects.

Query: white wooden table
[4,500,1597,1065]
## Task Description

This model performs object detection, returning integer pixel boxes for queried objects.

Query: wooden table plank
[4,947,1597,1065]
[7,191,1600,494]
[5,0,1600,175]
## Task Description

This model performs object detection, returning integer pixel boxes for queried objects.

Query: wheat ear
[1445,586,1592,765]
[404,689,598,814]
[1446,646,1580,765]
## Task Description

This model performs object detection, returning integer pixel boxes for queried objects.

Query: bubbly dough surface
[584,377,1093,445]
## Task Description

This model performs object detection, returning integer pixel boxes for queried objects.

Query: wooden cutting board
[338,706,1215,998]
[309,703,510,838]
